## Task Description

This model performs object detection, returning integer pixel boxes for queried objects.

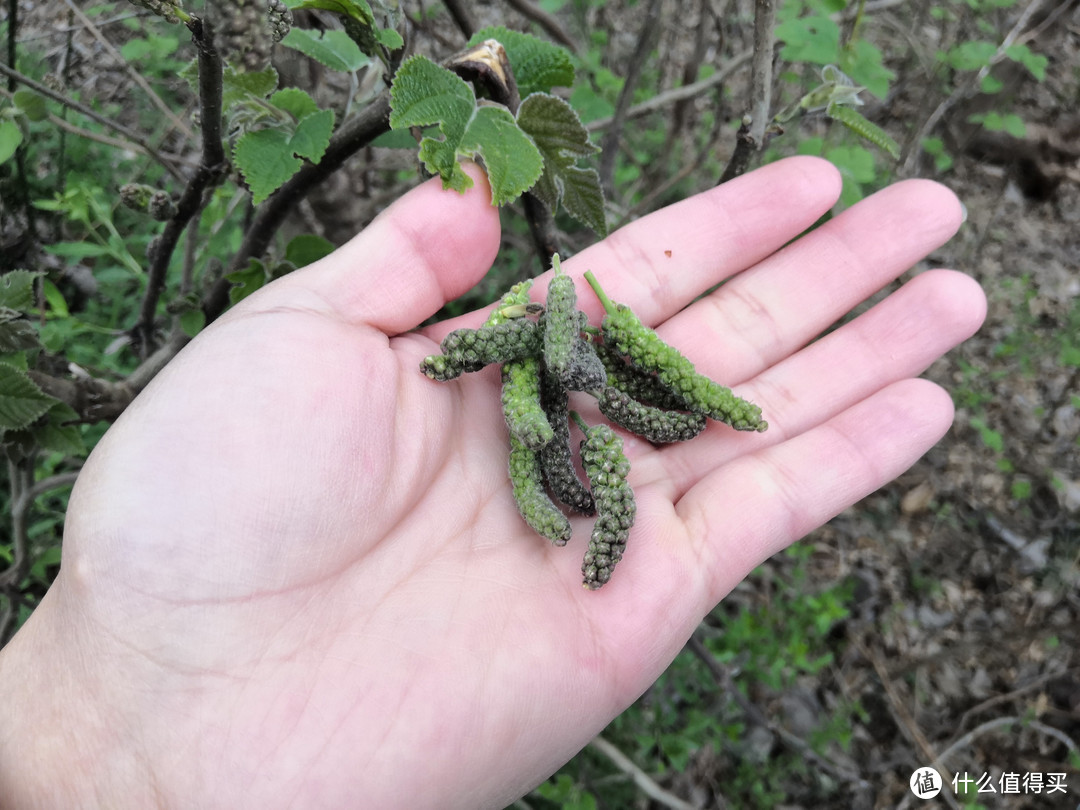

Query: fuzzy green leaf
[13,89,48,122]
[290,109,335,162]
[270,87,319,120]
[376,27,403,50]
[390,55,544,203]
[280,28,369,72]
[34,402,85,456]
[0,119,23,166]
[285,234,335,267]
[469,26,574,97]
[459,105,543,206]
[225,258,269,305]
[222,65,279,108]
[289,0,374,24]
[0,363,55,431]
[233,129,302,204]
[0,269,41,311]
[390,55,475,188]
[1004,43,1048,81]
[517,93,606,234]
[0,309,42,353]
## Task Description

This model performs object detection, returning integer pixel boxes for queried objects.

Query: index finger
[563,156,843,325]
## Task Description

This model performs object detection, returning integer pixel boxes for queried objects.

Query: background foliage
[1,0,1077,806]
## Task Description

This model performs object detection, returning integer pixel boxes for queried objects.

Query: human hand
[0,157,985,809]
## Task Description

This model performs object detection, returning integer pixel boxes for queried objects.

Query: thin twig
[598,0,664,198]
[902,0,1049,172]
[718,0,776,183]
[938,716,1080,766]
[61,0,194,140]
[502,0,579,53]
[134,16,226,355]
[0,86,185,181]
[854,635,962,810]
[586,49,752,132]
[442,0,477,38]
[203,91,393,324]
[588,735,699,810]
[0,60,183,177]
[687,634,871,790]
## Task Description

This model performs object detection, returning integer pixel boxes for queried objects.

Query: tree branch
[502,0,579,53]
[586,48,752,132]
[587,735,698,810]
[442,0,477,39]
[203,91,393,323]
[133,16,226,356]
[61,0,195,141]
[0,60,184,179]
[598,0,664,198]
[718,0,776,183]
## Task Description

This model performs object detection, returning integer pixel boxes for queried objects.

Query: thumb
[298,163,502,335]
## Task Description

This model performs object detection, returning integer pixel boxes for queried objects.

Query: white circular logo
[910,767,943,799]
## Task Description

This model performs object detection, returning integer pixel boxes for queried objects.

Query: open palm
[0,157,985,809]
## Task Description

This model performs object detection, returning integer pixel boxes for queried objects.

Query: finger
[563,156,843,325]
[673,378,956,600]
[424,156,844,339]
[654,177,966,386]
[288,164,502,335]
[638,269,986,498]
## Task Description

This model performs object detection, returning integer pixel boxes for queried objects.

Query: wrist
[0,586,156,810]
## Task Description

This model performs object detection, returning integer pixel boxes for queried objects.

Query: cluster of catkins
[208,0,293,71]
[421,257,767,590]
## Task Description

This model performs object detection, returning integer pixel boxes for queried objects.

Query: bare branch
[598,0,665,198]
[442,0,477,39]
[936,716,1079,767]
[133,16,226,355]
[502,0,579,53]
[0,60,184,179]
[61,0,195,141]
[203,92,393,323]
[586,49,752,132]
[718,0,777,183]
[587,735,699,810]
[901,0,1050,173]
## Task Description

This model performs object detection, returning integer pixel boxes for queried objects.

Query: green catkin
[542,255,580,385]
[577,420,636,589]
[593,340,689,411]
[485,280,534,327]
[584,271,768,433]
[596,386,707,443]
[538,370,595,515]
[491,279,553,448]
[501,357,554,450]
[420,319,542,381]
[508,433,573,545]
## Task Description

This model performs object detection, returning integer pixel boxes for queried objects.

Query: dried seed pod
[267,0,292,42]
[501,357,554,450]
[420,319,542,381]
[538,369,595,515]
[562,337,607,393]
[584,271,767,433]
[577,421,635,589]
[508,434,573,546]
[596,386,707,443]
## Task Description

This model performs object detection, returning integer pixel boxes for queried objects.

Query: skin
[0,157,985,809]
